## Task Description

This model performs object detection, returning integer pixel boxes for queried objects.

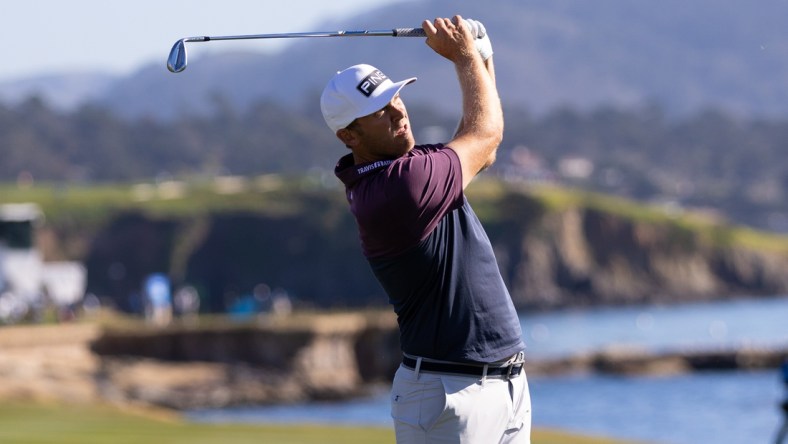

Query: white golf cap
[320,64,416,134]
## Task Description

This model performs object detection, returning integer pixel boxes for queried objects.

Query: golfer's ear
[336,128,358,147]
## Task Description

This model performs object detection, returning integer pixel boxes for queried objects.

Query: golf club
[167,28,427,73]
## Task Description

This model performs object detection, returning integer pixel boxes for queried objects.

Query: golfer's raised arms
[423,15,503,189]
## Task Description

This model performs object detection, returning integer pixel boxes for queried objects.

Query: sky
[1,0,405,82]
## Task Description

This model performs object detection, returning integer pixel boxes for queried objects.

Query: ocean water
[187,296,788,444]
[530,371,783,444]
[188,371,785,444]
[520,296,788,359]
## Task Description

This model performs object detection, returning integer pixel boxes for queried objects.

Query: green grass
[7,177,787,258]
[0,402,642,444]
[526,183,788,254]
[0,177,319,225]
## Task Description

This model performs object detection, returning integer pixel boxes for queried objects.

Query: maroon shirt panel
[335,144,464,258]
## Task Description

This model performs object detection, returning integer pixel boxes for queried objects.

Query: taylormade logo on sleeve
[356,70,389,97]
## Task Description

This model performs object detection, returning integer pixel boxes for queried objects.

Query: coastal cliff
[497,206,788,309]
[2,313,785,411]
[44,182,788,312]
[0,313,400,410]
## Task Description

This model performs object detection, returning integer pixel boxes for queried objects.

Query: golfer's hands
[464,19,493,61]
[423,15,477,63]
[423,16,492,63]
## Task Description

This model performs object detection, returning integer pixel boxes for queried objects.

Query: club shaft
[168,27,425,73]
[183,28,425,43]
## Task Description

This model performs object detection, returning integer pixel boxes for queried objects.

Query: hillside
[1,0,787,120]
[2,97,786,233]
[99,0,788,120]
[6,178,788,312]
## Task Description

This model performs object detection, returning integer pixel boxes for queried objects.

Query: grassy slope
[0,402,642,444]
[472,179,788,254]
[4,177,788,255]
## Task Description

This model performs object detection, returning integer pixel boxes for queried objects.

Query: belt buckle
[505,362,516,380]
[505,352,525,380]
[506,362,524,379]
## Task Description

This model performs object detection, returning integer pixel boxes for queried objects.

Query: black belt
[402,356,523,379]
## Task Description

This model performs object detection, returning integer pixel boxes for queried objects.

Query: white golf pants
[390,361,531,443]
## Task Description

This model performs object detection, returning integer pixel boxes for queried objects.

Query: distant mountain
[3,0,788,120]
[0,72,116,110]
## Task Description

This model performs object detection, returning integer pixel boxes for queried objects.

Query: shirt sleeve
[362,145,464,257]
[381,146,465,246]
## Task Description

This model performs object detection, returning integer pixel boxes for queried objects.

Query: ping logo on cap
[357,70,389,97]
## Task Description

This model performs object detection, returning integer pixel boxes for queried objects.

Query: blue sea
[188,296,788,444]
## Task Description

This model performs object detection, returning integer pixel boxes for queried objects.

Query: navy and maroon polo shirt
[335,144,524,364]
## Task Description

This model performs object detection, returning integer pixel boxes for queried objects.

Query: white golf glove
[464,18,493,61]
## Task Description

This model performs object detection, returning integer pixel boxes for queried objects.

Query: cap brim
[355,77,417,122]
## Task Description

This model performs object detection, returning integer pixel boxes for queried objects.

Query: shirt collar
[334,153,394,187]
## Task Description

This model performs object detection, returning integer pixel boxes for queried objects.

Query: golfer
[321,15,530,443]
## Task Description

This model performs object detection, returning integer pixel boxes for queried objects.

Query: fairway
[0,402,642,444]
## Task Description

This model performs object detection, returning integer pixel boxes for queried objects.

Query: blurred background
[1,1,788,443]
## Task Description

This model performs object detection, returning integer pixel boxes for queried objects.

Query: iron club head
[167,39,188,73]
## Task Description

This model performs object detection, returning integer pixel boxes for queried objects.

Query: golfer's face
[354,95,415,159]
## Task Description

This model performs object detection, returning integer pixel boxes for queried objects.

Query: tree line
[2,96,787,232]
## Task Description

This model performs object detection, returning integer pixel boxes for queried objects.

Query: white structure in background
[0,203,87,323]
[42,262,88,308]
[558,156,595,180]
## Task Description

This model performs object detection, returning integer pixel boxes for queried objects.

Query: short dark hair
[345,119,363,134]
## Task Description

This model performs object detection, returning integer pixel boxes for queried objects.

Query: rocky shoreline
[527,344,787,376]
[1,313,786,411]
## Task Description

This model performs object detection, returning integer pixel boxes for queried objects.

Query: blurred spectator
[174,285,200,324]
[271,288,292,316]
[143,273,172,326]
[82,293,101,318]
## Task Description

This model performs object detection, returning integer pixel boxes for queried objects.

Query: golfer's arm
[454,57,497,134]
[449,55,503,189]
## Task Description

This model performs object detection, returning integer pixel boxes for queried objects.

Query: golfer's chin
[393,137,415,156]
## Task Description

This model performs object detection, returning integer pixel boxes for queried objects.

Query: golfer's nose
[389,98,406,119]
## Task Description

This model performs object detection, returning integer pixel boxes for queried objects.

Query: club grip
[393,27,427,37]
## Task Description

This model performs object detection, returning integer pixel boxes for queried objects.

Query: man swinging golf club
[321,15,531,443]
